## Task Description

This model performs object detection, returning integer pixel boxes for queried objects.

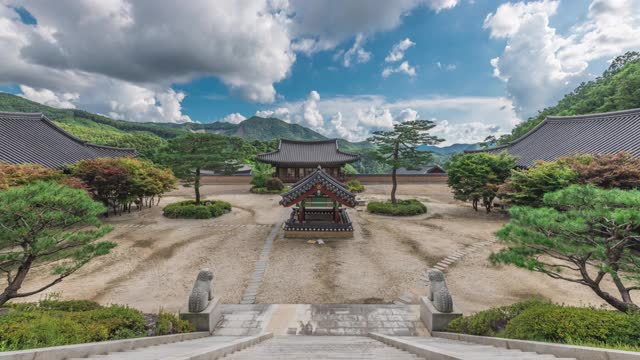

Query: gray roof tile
[467,108,640,167]
[280,167,356,207]
[0,112,137,169]
[256,139,360,167]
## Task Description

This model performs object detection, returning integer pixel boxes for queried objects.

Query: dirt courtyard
[11,183,619,314]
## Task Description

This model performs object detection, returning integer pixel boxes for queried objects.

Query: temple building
[256,139,360,183]
[280,167,356,238]
[0,112,136,168]
[467,108,640,167]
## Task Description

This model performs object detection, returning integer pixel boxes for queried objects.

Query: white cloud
[256,92,520,144]
[382,61,417,78]
[385,38,415,62]
[485,0,640,116]
[220,113,247,124]
[428,0,459,13]
[302,90,324,128]
[436,62,457,71]
[340,33,371,67]
[19,85,78,109]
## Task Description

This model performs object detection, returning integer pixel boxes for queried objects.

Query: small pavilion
[280,166,356,238]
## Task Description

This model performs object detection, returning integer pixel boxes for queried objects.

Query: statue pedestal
[179,297,221,333]
[420,296,462,333]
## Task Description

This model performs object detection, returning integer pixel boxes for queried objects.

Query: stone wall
[200,174,448,185]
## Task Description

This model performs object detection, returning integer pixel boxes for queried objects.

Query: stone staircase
[223,336,421,360]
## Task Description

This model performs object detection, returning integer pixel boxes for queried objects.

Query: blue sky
[1,0,638,144]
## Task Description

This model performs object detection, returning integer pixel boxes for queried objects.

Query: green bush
[446,299,547,336]
[347,179,365,193]
[265,178,284,191]
[155,311,192,336]
[367,199,426,216]
[504,304,640,347]
[498,161,577,207]
[163,200,231,219]
[0,304,146,351]
[446,300,640,350]
[250,186,290,194]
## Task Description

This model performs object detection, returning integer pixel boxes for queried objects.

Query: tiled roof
[256,139,360,167]
[0,112,137,169]
[466,108,640,167]
[280,167,356,207]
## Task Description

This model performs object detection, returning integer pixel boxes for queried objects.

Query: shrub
[447,301,640,349]
[250,186,289,194]
[155,310,192,336]
[163,200,231,219]
[446,152,517,212]
[250,163,273,188]
[504,304,640,347]
[446,299,548,336]
[347,179,365,193]
[265,177,284,191]
[0,304,146,351]
[498,161,577,207]
[0,162,83,190]
[367,199,426,216]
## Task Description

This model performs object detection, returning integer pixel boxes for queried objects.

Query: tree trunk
[194,167,201,206]
[591,284,638,313]
[0,257,33,307]
[391,167,398,204]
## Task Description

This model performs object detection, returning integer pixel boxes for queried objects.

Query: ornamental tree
[559,152,640,190]
[498,160,578,207]
[0,163,65,190]
[0,182,114,307]
[446,152,517,212]
[367,120,443,204]
[491,184,640,313]
[160,134,245,205]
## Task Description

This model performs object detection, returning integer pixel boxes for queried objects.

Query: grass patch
[446,300,640,351]
[250,186,290,194]
[367,199,426,216]
[163,200,231,219]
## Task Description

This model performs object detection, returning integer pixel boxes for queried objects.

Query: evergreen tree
[367,120,443,204]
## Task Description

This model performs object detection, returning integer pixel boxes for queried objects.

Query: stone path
[394,239,496,305]
[213,304,428,337]
[240,223,280,305]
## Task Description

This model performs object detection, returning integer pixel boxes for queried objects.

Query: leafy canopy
[492,184,640,313]
[0,182,114,306]
[498,160,578,207]
[446,152,517,212]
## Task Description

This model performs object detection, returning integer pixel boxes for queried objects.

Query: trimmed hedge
[367,199,426,216]
[163,200,231,219]
[265,178,284,191]
[250,186,290,194]
[155,311,192,336]
[446,300,640,350]
[0,302,146,351]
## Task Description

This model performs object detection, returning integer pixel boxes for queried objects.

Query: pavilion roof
[466,108,640,167]
[256,139,360,167]
[280,167,356,207]
[0,112,137,169]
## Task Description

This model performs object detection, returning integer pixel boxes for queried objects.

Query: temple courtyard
[17,183,611,314]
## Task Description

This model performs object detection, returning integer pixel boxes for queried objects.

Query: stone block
[179,297,221,333]
[420,296,461,333]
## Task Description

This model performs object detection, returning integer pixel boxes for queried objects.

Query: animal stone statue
[427,268,453,313]
[188,268,214,313]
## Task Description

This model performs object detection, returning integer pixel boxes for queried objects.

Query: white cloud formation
[385,38,415,62]
[220,113,247,124]
[256,92,520,144]
[340,33,372,67]
[382,61,417,78]
[485,0,640,116]
[428,0,459,13]
[19,85,78,109]
[302,90,324,128]
[436,62,457,71]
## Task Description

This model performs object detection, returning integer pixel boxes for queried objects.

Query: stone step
[222,336,421,359]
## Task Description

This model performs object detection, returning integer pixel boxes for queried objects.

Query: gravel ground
[7,182,626,314]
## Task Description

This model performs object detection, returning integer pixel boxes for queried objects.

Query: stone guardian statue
[427,268,453,313]
[188,268,214,313]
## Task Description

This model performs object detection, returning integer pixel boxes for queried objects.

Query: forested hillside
[497,51,640,144]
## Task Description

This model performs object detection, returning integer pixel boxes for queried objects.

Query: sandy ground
[6,183,630,314]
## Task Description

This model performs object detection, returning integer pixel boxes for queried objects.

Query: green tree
[250,162,274,188]
[160,134,244,205]
[498,160,578,207]
[0,182,114,307]
[367,120,443,204]
[446,152,517,212]
[491,185,640,313]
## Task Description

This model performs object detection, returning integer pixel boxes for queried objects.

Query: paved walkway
[240,223,280,305]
